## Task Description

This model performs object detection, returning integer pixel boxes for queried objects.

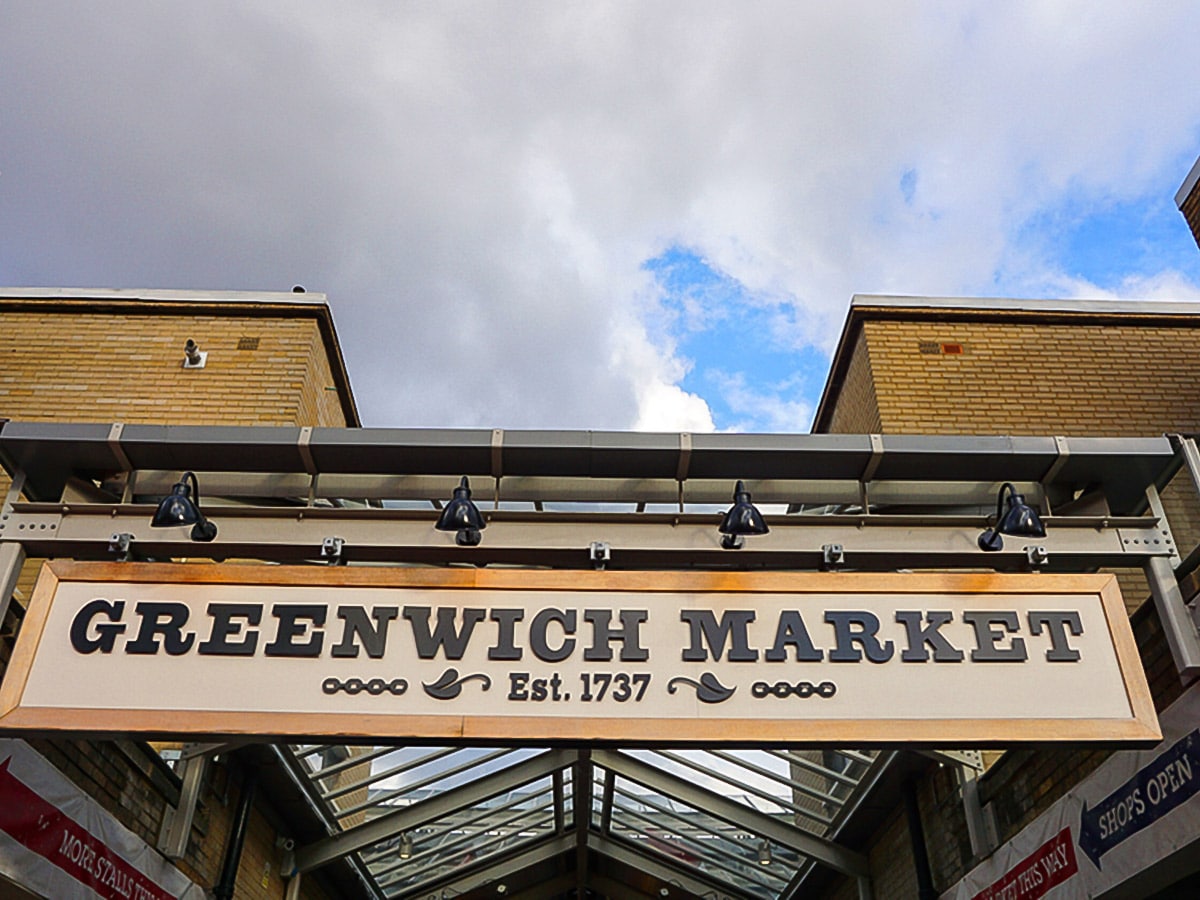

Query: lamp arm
[184,471,202,512]
[995,482,1015,522]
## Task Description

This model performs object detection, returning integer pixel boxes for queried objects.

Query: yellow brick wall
[824,329,881,434]
[0,309,348,427]
[0,300,351,900]
[857,317,1200,436]
[298,322,351,428]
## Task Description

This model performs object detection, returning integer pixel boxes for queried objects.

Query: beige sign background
[0,562,1160,745]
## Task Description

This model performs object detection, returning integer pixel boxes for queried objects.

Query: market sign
[0,562,1159,745]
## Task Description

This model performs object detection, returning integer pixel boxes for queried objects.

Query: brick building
[810,296,1200,899]
[0,288,365,899]
[1,288,1199,897]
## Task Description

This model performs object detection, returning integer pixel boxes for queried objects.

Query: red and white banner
[945,682,1200,899]
[0,739,204,900]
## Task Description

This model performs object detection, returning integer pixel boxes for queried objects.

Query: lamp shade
[151,482,202,528]
[150,472,217,542]
[978,482,1044,552]
[718,481,769,537]
[997,490,1046,538]
[435,477,486,545]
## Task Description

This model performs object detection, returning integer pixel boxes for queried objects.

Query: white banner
[944,682,1200,899]
[0,738,204,900]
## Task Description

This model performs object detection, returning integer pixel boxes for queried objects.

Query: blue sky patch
[1013,173,1200,293]
[643,247,826,432]
[899,168,918,206]
[1060,195,1200,289]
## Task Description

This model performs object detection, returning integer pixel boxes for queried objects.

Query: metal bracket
[1025,545,1049,567]
[320,536,345,565]
[2,469,26,517]
[0,542,26,633]
[109,532,134,562]
[676,433,692,513]
[918,749,984,772]
[590,542,611,570]
[823,543,845,568]
[181,741,247,761]
[857,434,885,514]
[1143,483,1180,567]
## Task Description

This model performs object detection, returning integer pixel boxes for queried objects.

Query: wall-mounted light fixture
[718,480,769,550]
[399,832,413,860]
[182,339,207,369]
[435,476,487,546]
[978,482,1045,552]
[151,471,218,542]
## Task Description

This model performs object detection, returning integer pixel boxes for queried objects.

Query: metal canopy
[0,420,1196,899]
[0,421,1175,512]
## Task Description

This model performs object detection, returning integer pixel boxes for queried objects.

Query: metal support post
[0,542,26,632]
[213,765,258,900]
[902,777,937,900]
[1144,555,1200,678]
[158,751,210,859]
[574,750,592,899]
[2,469,26,514]
[284,871,302,900]
[1175,435,1200,500]
[962,772,998,858]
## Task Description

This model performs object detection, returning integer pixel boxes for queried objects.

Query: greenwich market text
[69,601,1085,665]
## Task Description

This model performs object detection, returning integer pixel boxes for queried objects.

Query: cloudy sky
[3,2,1200,431]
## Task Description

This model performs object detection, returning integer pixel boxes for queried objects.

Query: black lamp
[978,482,1045,552]
[151,471,218,542]
[435,476,487,546]
[718,480,769,550]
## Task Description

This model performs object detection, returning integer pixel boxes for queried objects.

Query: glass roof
[286,742,882,899]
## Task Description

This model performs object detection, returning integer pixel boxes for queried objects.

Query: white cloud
[2,2,1200,429]
[1049,269,1200,302]
[707,372,814,435]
